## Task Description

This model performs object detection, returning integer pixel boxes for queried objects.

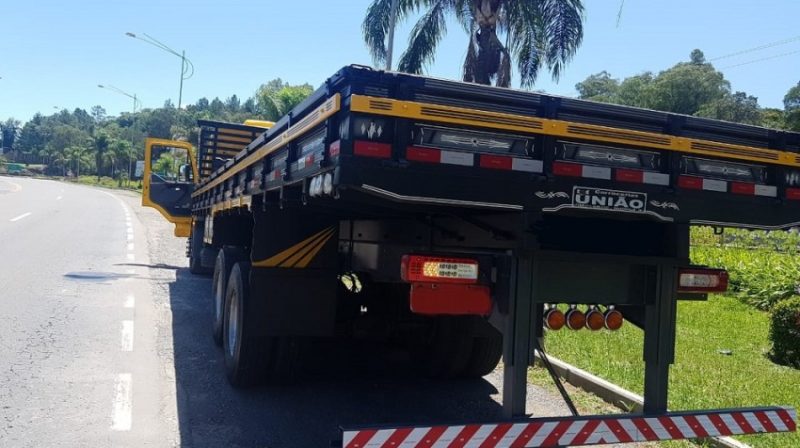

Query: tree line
[0,79,313,179]
[3,48,800,181]
[574,50,800,130]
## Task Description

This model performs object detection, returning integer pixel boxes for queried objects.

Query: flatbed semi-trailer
[142,65,796,447]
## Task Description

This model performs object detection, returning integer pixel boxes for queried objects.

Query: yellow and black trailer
[141,65,798,439]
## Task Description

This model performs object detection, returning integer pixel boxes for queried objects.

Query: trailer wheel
[223,262,304,386]
[212,247,245,346]
[223,262,271,387]
[462,319,503,378]
[423,316,475,379]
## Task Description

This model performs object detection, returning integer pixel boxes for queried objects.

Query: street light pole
[386,0,400,71]
[178,50,185,109]
[126,32,194,109]
[98,84,140,113]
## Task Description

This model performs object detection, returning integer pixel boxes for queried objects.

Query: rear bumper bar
[341,406,796,448]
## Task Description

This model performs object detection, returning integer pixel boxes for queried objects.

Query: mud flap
[249,202,339,336]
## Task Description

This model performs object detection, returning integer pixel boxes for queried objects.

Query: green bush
[769,296,800,367]
[691,227,800,310]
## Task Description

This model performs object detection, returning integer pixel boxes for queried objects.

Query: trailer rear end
[142,66,797,447]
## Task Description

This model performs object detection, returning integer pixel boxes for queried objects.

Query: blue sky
[1,0,799,123]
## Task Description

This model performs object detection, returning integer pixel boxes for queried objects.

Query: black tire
[188,226,211,275]
[189,248,205,274]
[212,247,245,346]
[223,262,270,387]
[222,262,303,387]
[462,319,503,378]
[422,316,475,379]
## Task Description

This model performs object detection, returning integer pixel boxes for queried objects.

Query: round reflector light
[585,307,605,331]
[604,308,624,331]
[566,307,585,330]
[544,308,565,331]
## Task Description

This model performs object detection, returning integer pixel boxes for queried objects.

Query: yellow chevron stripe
[293,229,336,268]
[252,227,335,268]
[280,228,335,268]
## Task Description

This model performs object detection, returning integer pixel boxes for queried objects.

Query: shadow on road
[167,267,503,447]
[116,262,185,271]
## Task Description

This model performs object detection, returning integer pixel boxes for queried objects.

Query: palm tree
[363,0,584,88]
[103,148,118,180]
[65,145,91,177]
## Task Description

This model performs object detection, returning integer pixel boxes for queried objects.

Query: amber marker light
[566,306,586,330]
[604,306,624,331]
[544,306,566,331]
[585,306,605,331]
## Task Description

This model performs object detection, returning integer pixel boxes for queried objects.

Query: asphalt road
[0,176,641,448]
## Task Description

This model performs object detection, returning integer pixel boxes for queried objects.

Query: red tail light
[678,268,729,293]
[408,283,491,316]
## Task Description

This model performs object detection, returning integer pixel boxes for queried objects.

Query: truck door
[142,138,198,237]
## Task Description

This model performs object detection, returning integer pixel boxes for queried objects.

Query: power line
[616,0,625,28]
[710,35,800,61]
[720,48,800,70]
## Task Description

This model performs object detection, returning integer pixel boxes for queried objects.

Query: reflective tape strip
[696,415,721,436]
[787,188,800,200]
[643,171,670,186]
[431,425,464,448]
[720,413,743,435]
[440,150,474,166]
[755,184,778,197]
[671,416,697,438]
[557,420,588,446]
[582,165,612,180]
[342,407,797,448]
[702,178,728,192]
[617,169,669,186]
[512,158,543,173]
[479,155,543,173]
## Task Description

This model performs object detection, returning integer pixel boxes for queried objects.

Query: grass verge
[69,175,142,192]
[541,295,800,447]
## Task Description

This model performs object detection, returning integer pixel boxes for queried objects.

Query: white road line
[56,195,63,200]
[126,253,135,262]
[9,212,31,222]
[1,179,23,192]
[127,243,135,251]
[111,373,133,431]
[121,320,134,351]
[124,294,135,308]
